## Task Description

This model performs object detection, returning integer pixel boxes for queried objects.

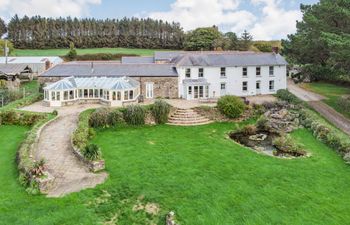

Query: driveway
[21,102,108,197]
[288,80,350,135]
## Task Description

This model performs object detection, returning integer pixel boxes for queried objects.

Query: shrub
[336,95,350,113]
[276,89,302,105]
[83,144,101,161]
[89,108,111,128]
[240,125,257,135]
[123,105,146,125]
[273,134,306,156]
[52,110,58,116]
[152,99,171,124]
[107,109,125,126]
[256,115,269,130]
[72,109,95,150]
[217,95,245,119]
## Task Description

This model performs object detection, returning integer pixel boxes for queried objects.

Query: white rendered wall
[177,65,287,99]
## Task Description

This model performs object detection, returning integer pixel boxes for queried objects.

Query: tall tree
[0,18,6,37]
[224,32,239,50]
[282,0,350,82]
[184,27,221,51]
[239,30,253,51]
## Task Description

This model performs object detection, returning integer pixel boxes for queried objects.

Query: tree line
[6,15,185,49]
[282,0,350,83]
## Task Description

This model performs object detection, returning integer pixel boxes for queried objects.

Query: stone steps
[167,108,212,126]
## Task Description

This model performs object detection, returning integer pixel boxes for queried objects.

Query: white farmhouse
[39,51,288,106]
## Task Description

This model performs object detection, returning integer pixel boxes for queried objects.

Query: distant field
[12,48,173,57]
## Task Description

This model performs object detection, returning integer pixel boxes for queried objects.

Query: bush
[72,109,95,150]
[273,134,306,156]
[336,95,350,113]
[83,144,101,161]
[240,125,257,135]
[152,100,171,124]
[256,115,269,130]
[123,105,146,125]
[276,89,302,105]
[217,95,245,119]
[107,109,125,126]
[0,110,46,126]
[89,108,111,128]
[52,110,58,116]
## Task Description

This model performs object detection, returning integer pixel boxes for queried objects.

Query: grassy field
[1,123,350,224]
[301,82,350,119]
[12,48,172,57]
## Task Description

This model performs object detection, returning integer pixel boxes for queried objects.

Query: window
[185,68,191,78]
[129,90,134,99]
[269,80,275,91]
[124,91,129,100]
[117,92,121,100]
[84,89,88,98]
[89,89,93,98]
[188,86,192,95]
[100,89,103,98]
[221,83,226,90]
[106,91,110,100]
[94,89,98,98]
[205,86,209,98]
[256,67,261,76]
[198,68,204,78]
[199,86,204,98]
[57,92,60,101]
[69,90,74,100]
[269,66,274,76]
[242,67,248,77]
[52,92,56,101]
[112,91,116,101]
[64,91,68,100]
[242,81,248,91]
[79,89,82,98]
[220,67,226,77]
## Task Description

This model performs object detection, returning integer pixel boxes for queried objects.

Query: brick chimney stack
[272,47,279,54]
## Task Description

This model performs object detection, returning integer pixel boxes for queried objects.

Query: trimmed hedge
[72,109,96,150]
[276,89,302,105]
[123,105,146,125]
[217,95,246,119]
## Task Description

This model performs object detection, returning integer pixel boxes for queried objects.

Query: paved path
[288,80,350,135]
[21,102,107,197]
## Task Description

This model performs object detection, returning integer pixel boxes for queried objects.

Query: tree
[0,39,14,56]
[0,18,6,37]
[184,27,222,51]
[66,42,77,60]
[282,0,350,82]
[223,32,239,50]
[239,30,253,51]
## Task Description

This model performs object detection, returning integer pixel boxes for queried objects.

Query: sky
[0,0,319,40]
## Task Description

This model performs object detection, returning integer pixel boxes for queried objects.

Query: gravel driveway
[21,102,108,197]
[288,80,350,135]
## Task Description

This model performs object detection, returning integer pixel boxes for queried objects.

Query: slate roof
[44,76,139,91]
[171,52,288,67]
[40,63,178,77]
[0,64,31,75]
[121,56,154,64]
[0,56,63,64]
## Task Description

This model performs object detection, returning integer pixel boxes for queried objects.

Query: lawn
[12,48,174,57]
[301,82,350,118]
[1,123,350,224]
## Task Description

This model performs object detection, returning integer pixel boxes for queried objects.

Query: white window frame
[242,81,248,92]
[256,67,261,76]
[269,80,275,91]
[185,68,191,78]
[198,68,204,78]
[146,82,154,99]
[242,67,248,77]
[220,67,226,78]
[269,66,274,76]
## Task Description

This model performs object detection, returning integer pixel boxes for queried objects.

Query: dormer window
[198,68,204,78]
[185,68,191,78]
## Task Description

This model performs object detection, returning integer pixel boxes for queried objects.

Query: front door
[146,83,154,98]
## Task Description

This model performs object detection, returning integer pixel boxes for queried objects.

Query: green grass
[12,48,174,57]
[21,80,40,96]
[2,123,350,224]
[301,82,350,118]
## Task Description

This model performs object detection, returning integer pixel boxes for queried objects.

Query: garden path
[21,102,107,197]
[288,80,350,135]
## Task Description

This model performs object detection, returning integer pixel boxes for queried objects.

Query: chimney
[272,47,279,54]
[91,62,94,73]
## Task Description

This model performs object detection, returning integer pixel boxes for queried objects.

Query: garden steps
[167,108,212,126]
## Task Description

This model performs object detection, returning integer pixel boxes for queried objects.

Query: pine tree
[239,30,253,51]
[0,18,6,37]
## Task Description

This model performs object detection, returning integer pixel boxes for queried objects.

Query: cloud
[146,0,302,40]
[250,0,302,40]
[0,0,101,20]
[148,0,256,35]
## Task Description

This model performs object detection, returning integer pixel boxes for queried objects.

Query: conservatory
[43,76,140,107]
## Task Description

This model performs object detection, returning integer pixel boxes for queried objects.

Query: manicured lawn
[301,82,350,118]
[1,123,350,224]
[12,48,174,57]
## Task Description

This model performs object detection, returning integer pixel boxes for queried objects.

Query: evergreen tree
[0,18,6,37]
[66,42,77,60]
[239,30,253,51]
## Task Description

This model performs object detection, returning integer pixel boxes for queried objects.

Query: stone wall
[135,76,178,99]
[39,76,179,99]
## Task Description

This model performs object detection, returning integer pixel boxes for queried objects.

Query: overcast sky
[0,0,319,40]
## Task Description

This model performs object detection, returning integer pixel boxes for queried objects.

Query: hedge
[217,95,246,119]
[275,89,302,105]
[0,93,42,112]
[72,109,96,150]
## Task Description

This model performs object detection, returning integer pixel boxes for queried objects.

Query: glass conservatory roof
[44,76,140,91]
